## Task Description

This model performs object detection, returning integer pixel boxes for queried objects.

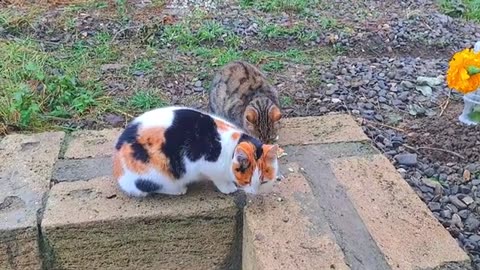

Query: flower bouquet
[447,42,480,125]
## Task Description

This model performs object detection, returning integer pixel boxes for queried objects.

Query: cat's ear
[263,144,278,161]
[269,105,282,122]
[245,106,258,124]
[235,146,250,169]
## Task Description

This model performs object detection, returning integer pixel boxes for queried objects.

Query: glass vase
[459,89,480,125]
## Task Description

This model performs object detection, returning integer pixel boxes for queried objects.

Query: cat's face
[244,105,282,144]
[231,142,279,194]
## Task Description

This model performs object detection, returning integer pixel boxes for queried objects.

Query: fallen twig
[439,89,452,117]
[360,118,405,132]
[404,144,465,160]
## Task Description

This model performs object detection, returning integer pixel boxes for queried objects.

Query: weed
[439,0,480,21]
[259,22,318,43]
[93,32,119,62]
[280,96,294,107]
[0,37,111,131]
[262,60,285,71]
[193,48,241,67]
[0,9,40,34]
[160,18,241,49]
[128,90,167,111]
[319,17,337,29]
[132,58,154,73]
[115,0,129,22]
[240,0,319,14]
[163,60,185,75]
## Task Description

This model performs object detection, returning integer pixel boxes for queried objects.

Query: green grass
[160,19,241,49]
[128,90,167,111]
[280,96,294,107]
[240,0,319,13]
[259,22,318,43]
[132,58,154,73]
[439,0,480,21]
[0,32,120,132]
[193,47,242,67]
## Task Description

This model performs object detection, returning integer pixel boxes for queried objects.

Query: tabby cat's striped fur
[208,61,282,144]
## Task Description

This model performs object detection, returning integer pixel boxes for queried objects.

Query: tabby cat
[208,61,282,144]
[113,106,279,197]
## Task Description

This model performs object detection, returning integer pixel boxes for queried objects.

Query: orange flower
[446,48,480,94]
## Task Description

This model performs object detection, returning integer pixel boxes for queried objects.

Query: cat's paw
[216,182,238,194]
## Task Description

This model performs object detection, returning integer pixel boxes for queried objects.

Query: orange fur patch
[245,107,258,123]
[120,144,149,174]
[258,144,278,181]
[137,127,173,179]
[113,152,123,180]
[269,105,282,122]
[231,132,241,141]
[232,142,256,186]
[215,119,235,131]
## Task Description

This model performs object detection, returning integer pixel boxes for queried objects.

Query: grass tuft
[439,0,480,21]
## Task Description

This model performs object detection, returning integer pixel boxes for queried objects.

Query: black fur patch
[115,123,139,150]
[135,179,162,193]
[163,109,222,179]
[239,133,263,160]
[115,122,149,163]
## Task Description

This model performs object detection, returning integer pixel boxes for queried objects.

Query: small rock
[415,85,433,97]
[424,168,435,177]
[462,196,475,205]
[441,209,452,219]
[469,234,480,243]
[331,98,342,104]
[104,114,124,127]
[282,217,289,222]
[460,185,471,194]
[194,80,202,87]
[450,195,468,209]
[417,76,443,87]
[394,153,417,166]
[428,202,441,212]
[459,210,470,219]
[400,80,415,89]
[452,213,463,228]
[466,216,480,231]
[374,114,384,122]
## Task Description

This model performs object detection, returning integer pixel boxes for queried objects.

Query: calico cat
[113,106,279,197]
[208,61,282,144]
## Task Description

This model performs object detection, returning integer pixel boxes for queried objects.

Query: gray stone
[394,153,417,166]
[441,210,452,219]
[468,234,480,243]
[452,214,463,228]
[462,196,475,205]
[459,210,470,219]
[400,80,415,89]
[424,168,435,177]
[428,202,441,212]
[465,216,480,231]
[450,195,468,210]
[194,80,202,87]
